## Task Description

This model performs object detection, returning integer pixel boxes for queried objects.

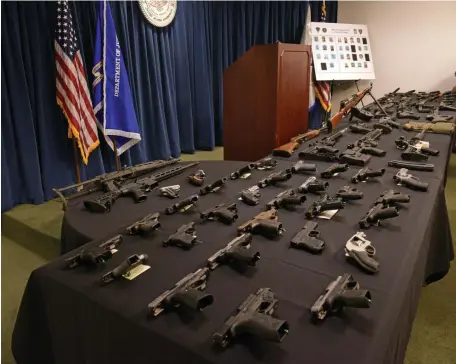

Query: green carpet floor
[1,147,455,364]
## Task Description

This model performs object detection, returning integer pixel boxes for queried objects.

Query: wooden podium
[223,43,312,161]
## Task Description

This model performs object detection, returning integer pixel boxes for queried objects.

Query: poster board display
[310,22,376,81]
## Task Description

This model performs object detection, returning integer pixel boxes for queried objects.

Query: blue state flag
[92,0,141,155]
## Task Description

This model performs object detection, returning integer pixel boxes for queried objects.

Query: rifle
[84,162,199,213]
[272,125,331,158]
[54,158,180,210]
[330,85,374,129]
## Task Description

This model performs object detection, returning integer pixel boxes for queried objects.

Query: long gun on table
[272,125,332,158]
[330,85,375,129]
[84,162,199,213]
[53,158,180,210]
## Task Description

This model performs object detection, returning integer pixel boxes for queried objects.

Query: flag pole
[72,139,81,183]
[113,138,121,171]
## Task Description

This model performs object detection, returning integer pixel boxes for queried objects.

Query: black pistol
[213,288,289,348]
[101,254,148,284]
[257,170,293,188]
[163,222,202,249]
[230,164,256,180]
[305,194,345,219]
[290,222,325,254]
[65,235,122,269]
[291,161,317,174]
[200,178,227,195]
[266,189,306,210]
[311,274,371,322]
[375,189,410,207]
[165,194,199,215]
[148,268,214,316]
[126,212,161,235]
[351,167,385,183]
[359,204,399,229]
[239,186,261,206]
[335,186,364,201]
[206,233,260,270]
[298,176,329,194]
[200,202,238,224]
[320,163,349,179]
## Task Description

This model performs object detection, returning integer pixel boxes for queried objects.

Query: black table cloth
[14,102,456,364]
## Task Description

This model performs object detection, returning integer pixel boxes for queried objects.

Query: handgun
[230,164,256,180]
[200,178,227,195]
[101,254,148,284]
[375,189,410,207]
[162,222,202,249]
[351,167,385,183]
[320,163,349,179]
[359,204,399,229]
[207,233,260,270]
[126,213,161,235]
[345,232,379,273]
[237,208,284,238]
[291,161,317,174]
[305,194,345,219]
[148,268,214,316]
[335,186,364,201]
[298,176,329,194]
[200,202,239,224]
[158,185,180,199]
[165,194,199,214]
[266,189,306,210]
[255,157,278,170]
[310,274,371,322]
[239,186,261,206]
[188,170,206,186]
[65,235,122,269]
[290,222,325,254]
[213,288,289,348]
[393,168,428,191]
[257,170,292,188]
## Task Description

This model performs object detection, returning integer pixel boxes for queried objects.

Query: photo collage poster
[310,22,376,81]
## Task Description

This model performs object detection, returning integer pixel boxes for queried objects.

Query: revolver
[311,274,371,322]
[351,167,385,184]
[148,268,214,316]
[213,288,289,348]
[359,204,399,229]
[266,189,306,210]
[207,233,260,270]
[290,222,325,254]
[158,185,180,199]
[200,178,227,195]
[65,235,122,269]
[126,212,161,235]
[335,186,364,201]
[291,161,317,174]
[163,222,202,249]
[237,208,284,239]
[257,170,292,188]
[375,189,410,207]
[239,185,261,206]
[165,194,199,215]
[101,254,148,284]
[298,176,329,194]
[345,232,379,273]
[305,194,345,219]
[200,202,239,224]
[393,168,428,191]
[188,170,206,186]
[320,163,349,179]
[230,164,256,180]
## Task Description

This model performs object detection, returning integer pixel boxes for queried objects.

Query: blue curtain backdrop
[1,1,337,212]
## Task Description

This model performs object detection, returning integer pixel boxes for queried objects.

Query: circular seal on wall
[138,1,177,28]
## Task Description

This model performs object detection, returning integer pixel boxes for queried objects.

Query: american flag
[55,0,99,165]
[314,1,331,112]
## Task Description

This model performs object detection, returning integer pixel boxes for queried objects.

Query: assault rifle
[54,158,180,210]
[84,162,199,213]
[339,129,385,166]
[298,128,348,162]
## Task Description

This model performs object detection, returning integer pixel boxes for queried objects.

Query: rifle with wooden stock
[272,124,332,158]
[330,85,374,129]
